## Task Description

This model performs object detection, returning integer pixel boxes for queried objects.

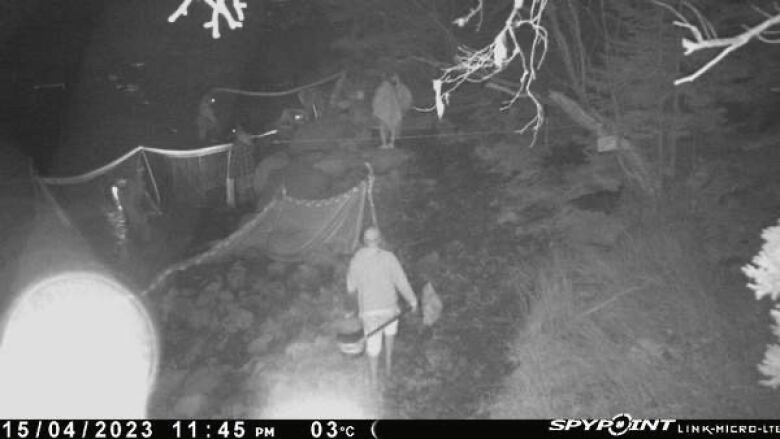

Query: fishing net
[35,140,376,291]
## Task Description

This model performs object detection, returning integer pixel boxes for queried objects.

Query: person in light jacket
[347,226,418,387]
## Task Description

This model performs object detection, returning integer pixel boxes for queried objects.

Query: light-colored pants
[361,310,399,357]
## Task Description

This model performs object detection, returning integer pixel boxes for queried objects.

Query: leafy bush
[743,219,780,388]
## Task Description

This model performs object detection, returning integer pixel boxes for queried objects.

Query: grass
[488,213,753,418]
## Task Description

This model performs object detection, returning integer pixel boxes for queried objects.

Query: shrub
[742,219,780,388]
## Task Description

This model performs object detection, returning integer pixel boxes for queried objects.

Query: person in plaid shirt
[227,126,256,207]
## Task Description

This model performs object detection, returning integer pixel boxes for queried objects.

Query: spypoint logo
[549,413,675,436]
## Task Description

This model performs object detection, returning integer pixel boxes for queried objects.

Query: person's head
[201,92,216,107]
[363,226,382,248]
[109,179,128,205]
[231,124,251,142]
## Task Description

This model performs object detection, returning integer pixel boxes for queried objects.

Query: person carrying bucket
[346,226,418,388]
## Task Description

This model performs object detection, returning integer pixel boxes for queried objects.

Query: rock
[418,178,437,192]
[313,151,363,177]
[258,320,284,341]
[204,276,224,294]
[417,251,441,267]
[227,261,248,290]
[267,262,288,278]
[278,160,333,199]
[474,140,542,176]
[284,341,314,358]
[180,287,197,297]
[361,148,411,174]
[184,365,225,395]
[287,263,322,292]
[568,189,622,214]
[417,251,441,281]
[240,294,264,316]
[174,393,206,418]
[636,338,665,358]
[253,151,290,194]
[160,288,180,321]
[188,309,211,329]
[556,207,627,248]
[444,240,465,257]
[266,281,287,303]
[221,402,249,418]
[303,248,340,271]
[290,118,353,154]
[181,339,207,366]
[153,368,188,400]
[562,154,623,196]
[314,335,331,347]
[425,343,455,372]
[217,290,234,303]
[497,209,520,225]
[247,333,275,355]
[225,307,255,333]
[628,338,666,364]
[201,274,224,298]
[195,292,213,309]
[250,276,269,294]
[329,166,369,194]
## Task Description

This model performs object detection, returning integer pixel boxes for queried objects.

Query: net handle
[365,162,378,229]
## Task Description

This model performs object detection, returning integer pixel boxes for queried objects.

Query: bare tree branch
[655,0,780,85]
[452,0,484,30]
[434,0,550,146]
[169,0,247,39]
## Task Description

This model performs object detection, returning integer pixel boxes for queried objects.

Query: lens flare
[0,272,158,418]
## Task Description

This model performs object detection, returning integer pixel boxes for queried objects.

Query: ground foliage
[145,141,537,418]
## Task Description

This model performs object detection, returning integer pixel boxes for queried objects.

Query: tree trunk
[566,0,588,100]
[668,52,682,178]
[548,90,659,198]
[548,3,587,103]
[655,8,665,182]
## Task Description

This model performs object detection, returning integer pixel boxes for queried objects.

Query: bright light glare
[264,394,372,419]
[0,272,158,418]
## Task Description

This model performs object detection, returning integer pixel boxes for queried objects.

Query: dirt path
[376,142,538,418]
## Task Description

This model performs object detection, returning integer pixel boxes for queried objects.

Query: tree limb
[433,0,550,146]
[655,0,780,85]
[169,0,247,39]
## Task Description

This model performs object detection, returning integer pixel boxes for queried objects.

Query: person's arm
[390,254,417,311]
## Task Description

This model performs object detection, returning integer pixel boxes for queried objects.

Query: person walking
[347,226,418,388]
[371,73,413,149]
